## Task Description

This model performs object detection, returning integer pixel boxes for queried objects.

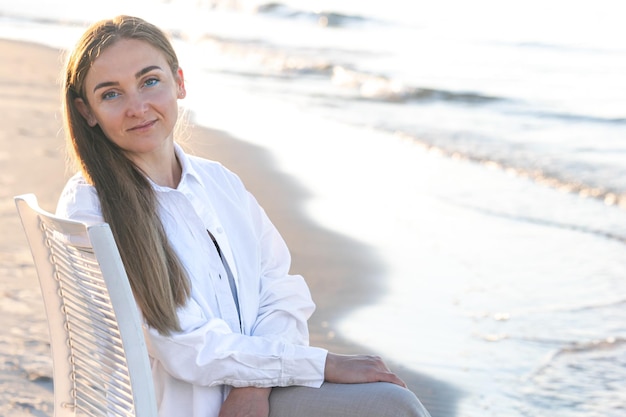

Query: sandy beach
[0,39,456,416]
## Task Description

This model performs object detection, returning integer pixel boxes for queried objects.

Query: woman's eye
[102,91,119,100]
[145,77,160,87]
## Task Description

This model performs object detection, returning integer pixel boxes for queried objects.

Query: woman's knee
[370,382,431,417]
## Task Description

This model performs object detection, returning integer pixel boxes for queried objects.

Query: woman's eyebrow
[135,65,163,79]
[93,81,118,93]
[93,66,164,93]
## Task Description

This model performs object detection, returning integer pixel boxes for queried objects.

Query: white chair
[14,194,157,417]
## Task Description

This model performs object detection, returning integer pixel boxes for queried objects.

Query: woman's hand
[324,352,407,388]
[218,387,271,417]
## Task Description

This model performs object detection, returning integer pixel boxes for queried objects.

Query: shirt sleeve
[145,304,327,388]
[247,190,316,346]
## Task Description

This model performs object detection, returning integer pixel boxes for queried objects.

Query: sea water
[1,0,625,416]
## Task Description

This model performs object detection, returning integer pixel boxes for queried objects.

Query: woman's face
[76,38,185,160]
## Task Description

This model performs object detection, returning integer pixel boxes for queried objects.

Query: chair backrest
[14,194,157,417]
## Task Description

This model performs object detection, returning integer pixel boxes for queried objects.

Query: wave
[376,124,626,210]
[525,336,626,414]
[439,195,626,244]
[192,27,625,122]
[253,2,372,28]
[505,107,626,125]
[554,337,626,357]
[515,41,626,55]
[192,30,502,105]
[533,337,626,375]
[332,67,625,121]
[569,298,626,312]
[0,12,89,28]
[528,336,626,368]
[331,66,501,104]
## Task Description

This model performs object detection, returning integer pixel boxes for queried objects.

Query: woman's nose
[125,92,148,117]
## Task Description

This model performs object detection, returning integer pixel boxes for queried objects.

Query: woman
[57,15,431,417]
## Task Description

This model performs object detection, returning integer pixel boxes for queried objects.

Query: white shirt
[56,143,328,417]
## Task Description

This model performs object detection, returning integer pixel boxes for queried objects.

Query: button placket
[208,230,242,334]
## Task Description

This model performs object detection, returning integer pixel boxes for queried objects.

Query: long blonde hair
[62,15,190,335]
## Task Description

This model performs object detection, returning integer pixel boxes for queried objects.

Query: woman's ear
[176,67,186,99]
[74,98,98,127]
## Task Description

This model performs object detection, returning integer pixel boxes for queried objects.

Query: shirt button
[216,227,223,233]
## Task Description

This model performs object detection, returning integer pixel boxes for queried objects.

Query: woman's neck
[127,142,182,189]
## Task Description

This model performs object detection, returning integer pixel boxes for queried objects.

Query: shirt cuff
[281,344,328,388]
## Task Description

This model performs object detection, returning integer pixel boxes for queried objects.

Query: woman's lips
[128,120,157,132]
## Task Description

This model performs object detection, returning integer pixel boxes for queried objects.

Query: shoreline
[0,39,458,416]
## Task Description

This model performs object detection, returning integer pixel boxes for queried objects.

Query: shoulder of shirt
[185,154,244,186]
[56,172,101,221]
[60,172,95,194]
[186,153,227,171]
